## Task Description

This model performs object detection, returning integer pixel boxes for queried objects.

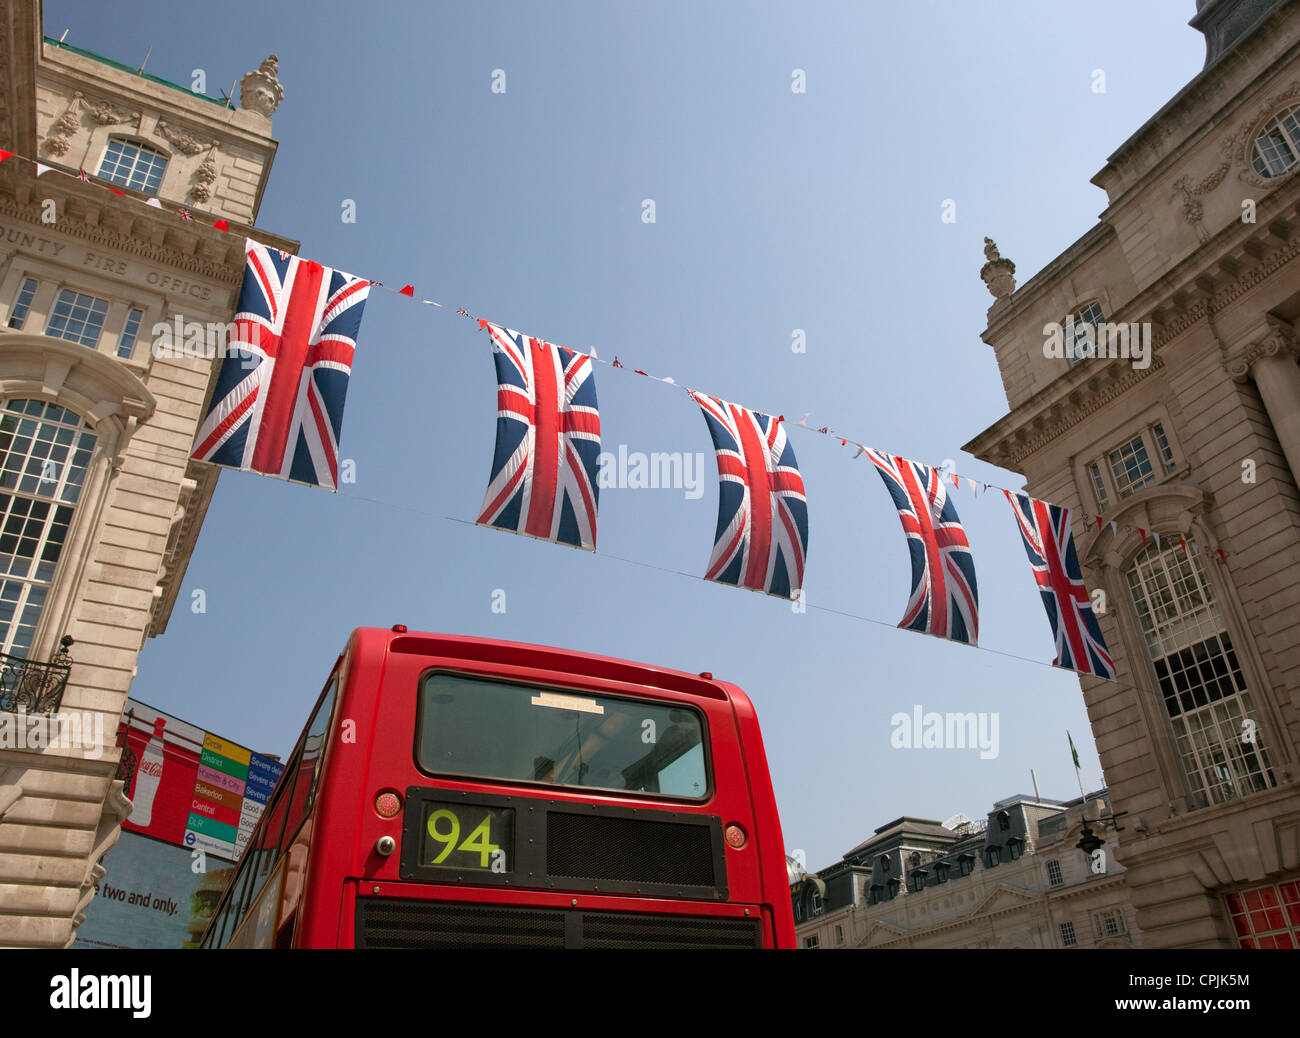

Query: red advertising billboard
[115,699,283,861]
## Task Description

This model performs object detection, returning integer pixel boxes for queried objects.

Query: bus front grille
[356,898,763,949]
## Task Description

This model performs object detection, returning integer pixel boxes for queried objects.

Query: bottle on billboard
[129,718,167,828]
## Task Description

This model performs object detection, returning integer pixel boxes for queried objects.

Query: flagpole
[1069,730,1090,817]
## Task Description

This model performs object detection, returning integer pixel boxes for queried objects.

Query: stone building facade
[0,0,295,946]
[965,0,1300,948]
[792,792,1143,949]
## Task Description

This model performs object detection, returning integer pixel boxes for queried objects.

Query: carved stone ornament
[1226,316,1299,384]
[155,120,211,156]
[88,99,139,126]
[188,145,219,204]
[979,237,1016,299]
[1234,81,1300,188]
[42,92,83,156]
[239,54,284,119]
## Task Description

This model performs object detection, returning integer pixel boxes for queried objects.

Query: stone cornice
[964,355,1165,469]
[1044,874,1127,903]
[967,220,1300,469]
[0,177,296,281]
[0,333,156,423]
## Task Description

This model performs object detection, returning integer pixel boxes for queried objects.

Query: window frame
[44,288,111,350]
[96,136,169,195]
[1085,419,1180,512]
[1065,300,1106,368]
[1046,859,1064,888]
[1125,543,1277,809]
[1059,920,1078,947]
[0,399,98,658]
[1251,104,1300,180]
[7,277,38,330]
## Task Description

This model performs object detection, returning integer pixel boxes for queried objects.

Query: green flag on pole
[1069,731,1081,770]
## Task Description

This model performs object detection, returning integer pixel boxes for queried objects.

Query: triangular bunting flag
[1110,520,1117,536]
[145,197,162,208]
[213,219,229,231]
[1139,528,1147,545]
[1154,532,1162,548]
[1217,548,1227,564]
[476,322,601,551]
[35,162,51,176]
[399,285,414,296]
[1096,516,1103,532]
[0,150,14,163]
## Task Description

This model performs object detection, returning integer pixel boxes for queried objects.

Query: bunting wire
[0,147,1240,564]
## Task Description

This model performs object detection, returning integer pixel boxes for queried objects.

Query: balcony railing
[0,638,74,715]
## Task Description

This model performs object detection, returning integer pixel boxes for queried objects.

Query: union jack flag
[1003,491,1116,680]
[691,393,808,598]
[190,239,370,490]
[477,322,601,550]
[178,207,193,221]
[865,450,979,644]
[76,167,90,182]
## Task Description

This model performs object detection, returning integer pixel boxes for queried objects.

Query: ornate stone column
[1227,317,1300,484]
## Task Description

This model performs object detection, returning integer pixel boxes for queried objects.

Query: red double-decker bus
[199,627,796,949]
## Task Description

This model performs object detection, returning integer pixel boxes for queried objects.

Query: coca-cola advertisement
[115,699,283,859]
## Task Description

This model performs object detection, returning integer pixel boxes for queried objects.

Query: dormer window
[1252,104,1300,179]
[97,138,168,195]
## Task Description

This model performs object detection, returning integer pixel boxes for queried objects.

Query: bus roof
[354,627,739,705]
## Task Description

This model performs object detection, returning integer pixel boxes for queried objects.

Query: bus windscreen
[415,672,709,798]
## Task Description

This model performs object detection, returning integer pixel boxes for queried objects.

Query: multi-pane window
[1225,882,1300,948]
[1067,301,1105,367]
[45,289,109,349]
[97,138,168,195]
[835,925,844,945]
[1088,423,1178,509]
[8,278,38,330]
[804,936,820,949]
[1127,544,1275,808]
[1251,104,1300,179]
[1059,921,1077,947]
[1153,423,1176,473]
[1089,463,1110,513]
[118,308,145,359]
[1093,909,1126,939]
[1109,436,1156,497]
[1047,859,1064,887]
[0,400,96,657]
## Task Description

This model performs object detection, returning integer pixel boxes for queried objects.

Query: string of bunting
[0,151,1240,683]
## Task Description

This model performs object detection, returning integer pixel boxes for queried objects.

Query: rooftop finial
[239,54,283,119]
[980,237,1016,300]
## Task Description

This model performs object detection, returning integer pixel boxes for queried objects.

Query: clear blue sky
[45,0,1205,871]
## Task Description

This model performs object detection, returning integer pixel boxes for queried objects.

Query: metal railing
[0,637,74,715]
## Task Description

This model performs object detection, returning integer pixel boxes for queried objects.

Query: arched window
[1251,104,1300,179]
[1126,543,1276,807]
[0,399,96,657]
[97,137,168,195]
